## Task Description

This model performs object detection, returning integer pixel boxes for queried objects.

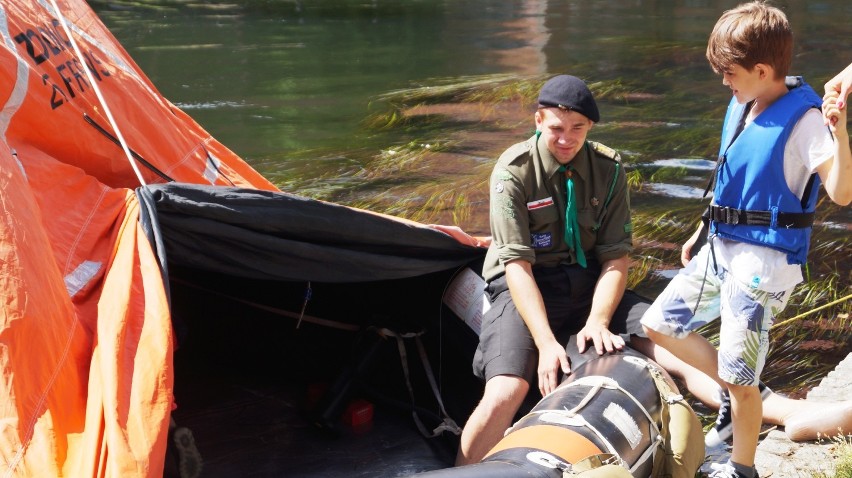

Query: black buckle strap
[706,205,814,229]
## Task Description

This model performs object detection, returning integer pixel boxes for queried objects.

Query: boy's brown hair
[706,1,792,79]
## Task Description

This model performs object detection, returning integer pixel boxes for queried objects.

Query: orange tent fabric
[0,0,275,476]
[0,0,277,191]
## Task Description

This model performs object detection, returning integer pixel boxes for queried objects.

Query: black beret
[537,75,600,122]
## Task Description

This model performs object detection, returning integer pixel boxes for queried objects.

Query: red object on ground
[343,400,374,428]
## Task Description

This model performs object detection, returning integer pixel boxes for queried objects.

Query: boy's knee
[482,375,529,413]
[642,323,664,342]
[727,382,762,401]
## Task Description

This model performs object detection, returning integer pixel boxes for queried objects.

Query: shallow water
[92,0,852,228]
[91,0,850,395]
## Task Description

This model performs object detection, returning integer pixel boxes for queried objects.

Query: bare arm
[575,254,629,355]
[504,260,570,396]
[681,223,705,267]
[818,92,852,206]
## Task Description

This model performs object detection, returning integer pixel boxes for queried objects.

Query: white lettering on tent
[603,402,643,450]
[203,153,221,184]
[65,260,102,298]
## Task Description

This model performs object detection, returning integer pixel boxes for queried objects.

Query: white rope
[380,328,461,438]
[562,378,607,416]
[560,376,662,439]
[629,435,663,475]
[414,335,461,436]
[517,384,621,458]
[48,0,146,186]
[522,374,663,473]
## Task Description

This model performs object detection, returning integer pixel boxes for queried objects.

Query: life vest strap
[705,205,814,228]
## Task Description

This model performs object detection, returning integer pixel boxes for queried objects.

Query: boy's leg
[642,329,723,388]
[634,275,849,444]
[640,245,726,384]
[716,274,791,472]
[456,375,529,466]
[728,383,762,467]
[638,341,726,406]
[460,278,538,466]
[460,267,592,466]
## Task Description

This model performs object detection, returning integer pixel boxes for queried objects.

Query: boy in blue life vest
[640,2,852,478]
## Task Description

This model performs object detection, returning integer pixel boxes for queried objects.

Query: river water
[93,0,851,226]
[91,0,850,393]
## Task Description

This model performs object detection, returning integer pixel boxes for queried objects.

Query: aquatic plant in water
[331,74,851,404]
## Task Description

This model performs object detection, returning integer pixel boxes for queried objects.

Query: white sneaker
[708,462,759,478]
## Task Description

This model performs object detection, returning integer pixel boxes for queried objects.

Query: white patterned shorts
[640,245,791,386]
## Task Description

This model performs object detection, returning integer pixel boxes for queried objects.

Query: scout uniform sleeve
[489,150,536,268]
[593,150,633,262]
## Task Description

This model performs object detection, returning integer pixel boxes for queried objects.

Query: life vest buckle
[707,205,741,224]
[720,206,739,224]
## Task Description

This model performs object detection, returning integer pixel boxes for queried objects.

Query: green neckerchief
[558,164,586,268]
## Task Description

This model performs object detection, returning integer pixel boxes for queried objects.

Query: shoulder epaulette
[589,141,621,163]
[498,140,534,166]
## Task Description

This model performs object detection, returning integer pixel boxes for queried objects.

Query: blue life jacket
[710,77,822,265]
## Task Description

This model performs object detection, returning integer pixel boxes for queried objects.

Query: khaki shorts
[473,263,649,383]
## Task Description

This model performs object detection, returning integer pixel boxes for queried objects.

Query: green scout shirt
[482,134,633,283]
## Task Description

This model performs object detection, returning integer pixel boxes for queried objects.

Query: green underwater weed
[357,140,456,179]
[346,184,479,228]
[296,76,852,389]
[362,74,544,134]
[377,74,524,104]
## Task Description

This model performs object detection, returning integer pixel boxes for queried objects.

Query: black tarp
[135,182,488,476]
[137,183,485,283]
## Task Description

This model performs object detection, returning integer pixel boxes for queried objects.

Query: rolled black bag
[411,345,686,478]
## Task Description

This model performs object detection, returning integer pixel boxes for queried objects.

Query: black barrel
[412,346,665,477]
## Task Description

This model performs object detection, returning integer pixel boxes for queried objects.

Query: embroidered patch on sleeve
[496,168,513,181]
[624,221,633,233]
[530,232,552,248]
[495,196,515,219]
[526,197,554,210]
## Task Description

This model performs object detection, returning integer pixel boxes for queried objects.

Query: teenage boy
[456,74,648,466]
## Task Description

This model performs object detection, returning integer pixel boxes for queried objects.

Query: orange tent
[1,0,270,475]
[1,1,486,476]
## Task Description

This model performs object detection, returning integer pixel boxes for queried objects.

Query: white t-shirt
[713,108,834,292]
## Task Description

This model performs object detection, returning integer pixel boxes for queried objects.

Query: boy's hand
[824,91,848,134]
[536,338,570,396]
[681,223,705,267]
[576,321,625,356]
